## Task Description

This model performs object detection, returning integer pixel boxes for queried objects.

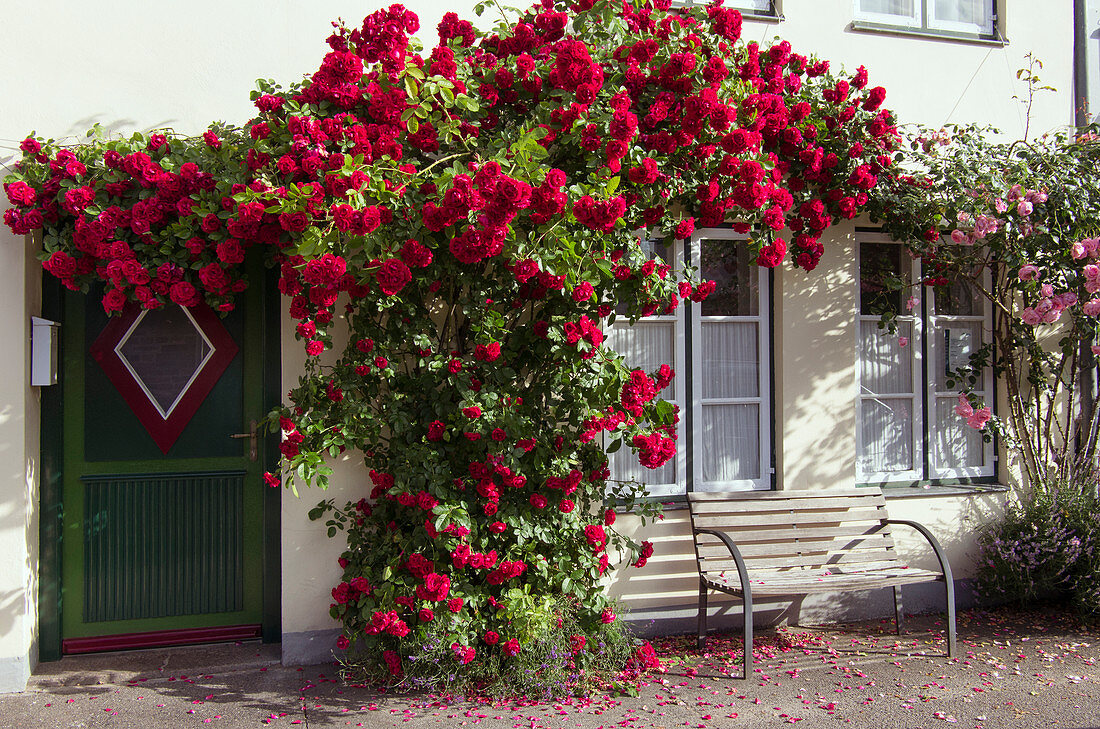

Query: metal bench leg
[697,580,708,651]
[741,586,753,680]
[945,578,957,658]
[893,585,905,635]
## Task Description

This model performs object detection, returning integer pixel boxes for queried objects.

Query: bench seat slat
[692,507,888,530]
[701,551,902,572]
[695,533,895,558]
[695,523,896,544]
[702,566,943,596]
[690,495,886,514]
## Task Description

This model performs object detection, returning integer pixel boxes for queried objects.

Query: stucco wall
[0,0,1082,688]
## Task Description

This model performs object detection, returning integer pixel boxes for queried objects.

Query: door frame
[37,262,282,661]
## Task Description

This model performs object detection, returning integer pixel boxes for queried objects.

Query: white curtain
[699,404,759,485]
[860,321,913,395]
[728,0,771,10]
[933,396,984,470]
[608,321,674,374]
[860,0,917,17]
[607,321,677,489]
[701,322,758,399]
[934,0,989,24]
[859,399,914,474]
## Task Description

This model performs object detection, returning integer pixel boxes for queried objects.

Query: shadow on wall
[610,493,1007,639]
[773,231,861,492]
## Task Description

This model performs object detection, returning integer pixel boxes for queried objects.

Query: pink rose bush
[869,119,1100,487]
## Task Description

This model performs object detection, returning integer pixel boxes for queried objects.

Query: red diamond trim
[90,303,239,454]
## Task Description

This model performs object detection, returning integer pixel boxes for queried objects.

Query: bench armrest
[694,527,753,595]
[883,519,955,585]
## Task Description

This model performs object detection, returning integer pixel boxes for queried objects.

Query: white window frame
[926,266,996,479]
[853,0,921,29]
[856,238,924,483]
[607,230,773,495]
[856,236,996,484]
[690,229,772,492]
[676,0,775,15]
[853,0,995,36]
[606,239,689,498]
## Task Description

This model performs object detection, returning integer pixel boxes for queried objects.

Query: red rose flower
[376,258,412,296]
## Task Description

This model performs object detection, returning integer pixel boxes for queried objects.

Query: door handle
[229,419,258,461]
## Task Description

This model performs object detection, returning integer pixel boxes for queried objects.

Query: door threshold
[31,638,279,688]
[62,624,263,655]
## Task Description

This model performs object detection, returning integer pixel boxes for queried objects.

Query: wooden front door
[57,266,272,653]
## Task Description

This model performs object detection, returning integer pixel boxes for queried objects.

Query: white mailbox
[31,317,60,386]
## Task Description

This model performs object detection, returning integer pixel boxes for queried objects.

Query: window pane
[859,0,918,20]
[860,320,913,394]
[699,404,759,483]
[859,399,914,474]
[118,306,212,417]
[936,322,981,389]
[701,322,758,399]
[608,431,676,489]
[608,321,674,374]
[859,243,907,315]
[700,240,758,317]
[726,0,772,10]
[935,277,978,316]
[934,0,989,25]
[933,395,985,469]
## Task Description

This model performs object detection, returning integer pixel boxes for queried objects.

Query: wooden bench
[688,487,956,679]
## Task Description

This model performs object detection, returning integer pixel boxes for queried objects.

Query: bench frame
[688,488,956,680]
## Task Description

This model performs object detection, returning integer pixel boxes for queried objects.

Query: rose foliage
[4,0,897,691]
[867,121,1100,490]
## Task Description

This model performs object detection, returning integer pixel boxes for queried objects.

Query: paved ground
[3,607,1099,728]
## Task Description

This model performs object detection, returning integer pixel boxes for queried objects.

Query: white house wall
[0,0,1078,688]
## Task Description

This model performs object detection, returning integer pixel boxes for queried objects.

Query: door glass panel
[699,404,759,483]
[860,320,913,394]
[117,307,213,417]
[935,321,981,389]
[700,241,758,317]
[933,395,985,469]
[859,398,914,474]
[701,321,758,399]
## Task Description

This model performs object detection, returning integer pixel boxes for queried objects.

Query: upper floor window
[855,0,996,37]
[677,0,777,17]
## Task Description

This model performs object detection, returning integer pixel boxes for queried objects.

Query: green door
[58,264,271,653]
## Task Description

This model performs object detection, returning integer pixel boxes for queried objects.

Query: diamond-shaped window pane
[117,307,213,418]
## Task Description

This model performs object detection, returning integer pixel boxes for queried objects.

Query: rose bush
[4,0,896,692]
[868,121,1100,488]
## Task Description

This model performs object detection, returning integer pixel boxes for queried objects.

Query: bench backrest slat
[688,488,897,577]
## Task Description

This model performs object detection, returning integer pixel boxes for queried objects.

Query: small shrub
[338,597,635,699]
[977,481,1100,616]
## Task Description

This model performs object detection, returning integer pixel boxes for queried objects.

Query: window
[677,0,777,17]
[607,230,772,496]
[854,0,995,36]
[856,239,995,484]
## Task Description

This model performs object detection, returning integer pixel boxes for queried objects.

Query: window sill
[849,20,1007,47]
[881,483,1010,499]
